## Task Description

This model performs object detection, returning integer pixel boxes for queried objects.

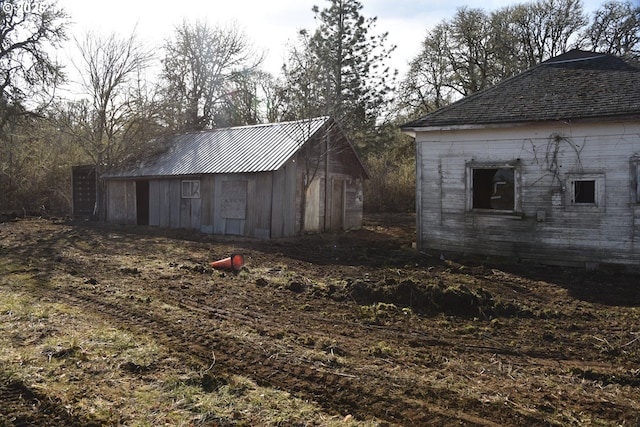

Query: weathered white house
[402,50,640,269]
[103,117,368,238]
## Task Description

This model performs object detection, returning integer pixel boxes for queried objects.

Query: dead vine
[525,133,585,188]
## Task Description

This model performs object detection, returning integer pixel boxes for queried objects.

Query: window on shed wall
[471,167,516,211]
[181,180,201,199]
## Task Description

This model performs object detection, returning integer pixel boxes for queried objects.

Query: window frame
[181,179,201,199]
[565,173,605,211]
[466,161,522,215]
[632,158,640,203]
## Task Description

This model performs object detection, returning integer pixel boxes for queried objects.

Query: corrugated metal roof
[107,117,331,178]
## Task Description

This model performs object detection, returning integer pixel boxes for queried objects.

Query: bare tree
[447,7,497,96]
[0,0,68,211]
[399,22,457,118]
[161,20,262,130]
[281,30,328,122]
[73,31,154,166]
[256,71,287,123]
[401,0,591,120]
[508,0,587,67]
[0,0,68,128]
[61,30,155,218]
[582,0,640,58]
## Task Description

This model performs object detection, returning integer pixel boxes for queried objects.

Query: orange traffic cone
[211,254,244,271]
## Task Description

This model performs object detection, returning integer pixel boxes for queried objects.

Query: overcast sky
[56,0,607,82]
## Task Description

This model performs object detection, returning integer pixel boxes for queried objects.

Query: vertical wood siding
[416,121,640,267]
[106,138,366,237]
[106,180,136,224]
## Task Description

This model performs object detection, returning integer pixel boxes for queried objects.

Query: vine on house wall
[524,132,585,191]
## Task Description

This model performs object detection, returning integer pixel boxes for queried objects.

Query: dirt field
[0,215,638,426]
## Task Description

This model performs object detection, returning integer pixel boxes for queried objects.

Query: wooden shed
[402,50,640,270]
[102,117,368,238]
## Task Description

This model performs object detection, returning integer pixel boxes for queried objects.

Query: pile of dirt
[336,278,522,318]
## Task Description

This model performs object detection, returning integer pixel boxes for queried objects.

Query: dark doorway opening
[136,181,149,225]
[330,179,344,231]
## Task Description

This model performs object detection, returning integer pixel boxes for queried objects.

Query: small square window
[566,174,604,210]
[573,180,595,204]
[181,180,200,199]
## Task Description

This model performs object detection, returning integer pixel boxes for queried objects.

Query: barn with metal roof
[103,117,368,238]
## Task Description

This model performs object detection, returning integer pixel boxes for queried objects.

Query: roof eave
[402,121,528,133]
[402,114,640,134]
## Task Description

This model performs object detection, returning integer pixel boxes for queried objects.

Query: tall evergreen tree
[285,0,396,151]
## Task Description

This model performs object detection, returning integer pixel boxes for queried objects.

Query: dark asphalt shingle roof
[402,50,640,129]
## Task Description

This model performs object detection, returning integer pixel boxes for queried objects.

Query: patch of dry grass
[0,272,379,426]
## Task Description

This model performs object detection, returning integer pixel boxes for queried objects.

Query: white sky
[56,0,607,83]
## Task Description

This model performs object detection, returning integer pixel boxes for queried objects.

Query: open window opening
[566,173,604,210]
[472,167,515,211]
[573,180,595,204]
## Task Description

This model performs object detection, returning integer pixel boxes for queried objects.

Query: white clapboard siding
[416,120,640,267]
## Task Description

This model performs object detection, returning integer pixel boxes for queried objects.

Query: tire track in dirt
[35,283,521,427]
[0,375,102,427]
[5,219,637,425]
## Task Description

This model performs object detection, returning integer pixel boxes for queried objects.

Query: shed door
[330,179,344,231]
[136,181,149,225]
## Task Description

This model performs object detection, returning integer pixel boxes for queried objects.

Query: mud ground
[0,215,638,426]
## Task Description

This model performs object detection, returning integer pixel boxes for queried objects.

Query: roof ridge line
[544,54,607,65]
[185,116,331,134]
